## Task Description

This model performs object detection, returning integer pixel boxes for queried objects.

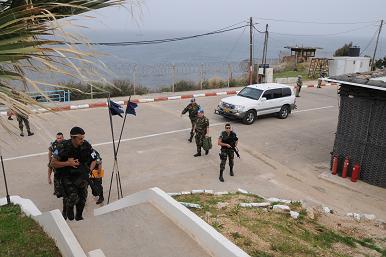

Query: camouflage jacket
[195,116,209,134]
[182,103,200,120]
[297,78,303,87]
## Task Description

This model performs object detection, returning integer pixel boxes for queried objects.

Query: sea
[33,30,386,90]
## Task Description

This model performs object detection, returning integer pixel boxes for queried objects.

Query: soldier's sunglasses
[225,127,231,129]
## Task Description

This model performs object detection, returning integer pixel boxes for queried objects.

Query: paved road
[1,86,386,222]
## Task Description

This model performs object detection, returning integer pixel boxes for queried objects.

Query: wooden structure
[308,58,330,78]
[284,46,322,62]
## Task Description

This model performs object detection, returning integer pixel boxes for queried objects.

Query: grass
[173,193,386,257]
[0,204,62,257]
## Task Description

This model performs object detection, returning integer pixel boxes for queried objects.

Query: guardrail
[28,90,71,102]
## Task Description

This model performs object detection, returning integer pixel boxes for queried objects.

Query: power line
[270,24,378,37]
[360,28,379,56]
[253,16,379,25]
[65,23,249,46]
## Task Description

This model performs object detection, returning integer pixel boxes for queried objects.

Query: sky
[73,0,386,37]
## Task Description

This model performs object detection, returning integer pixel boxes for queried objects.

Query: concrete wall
[329,57,371,76]
[95,187,250,257]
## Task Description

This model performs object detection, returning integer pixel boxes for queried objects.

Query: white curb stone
[237,189,249,194]
[362,214,376,221]
[180,202,201,209]
[239,203,253,208]
[204,190,214,195]
[192,189,205,194]
[181,191,191,195]
[167,192,182,196]
[214,191,229,195]
[273,205,291,212]
[267,197,291,204]
[323,206,332,214]
[290,211,300,219]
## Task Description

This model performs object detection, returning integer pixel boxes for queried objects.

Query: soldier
[51,127,93,221]
[295,75,303,97]
[218,123,238,182]
[194,108,210,157]
[89,149,104,204]
[48,132,64,190]
[16,113,34,136]
[181,98,200,142]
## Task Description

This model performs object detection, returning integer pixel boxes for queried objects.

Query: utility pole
[372,19,384,71]
[1,147,11,204]
[249,17,253,85]
[261,24,269,83]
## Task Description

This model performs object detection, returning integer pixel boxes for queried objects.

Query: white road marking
[3,105,336,162]
[293,106,335,113]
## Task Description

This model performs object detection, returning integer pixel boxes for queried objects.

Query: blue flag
[126,101,138,116]
[109,100,124,117]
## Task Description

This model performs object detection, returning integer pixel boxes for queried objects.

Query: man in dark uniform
[181,97,200,142]
[51,127,93,221]
[89,149,104,204]
[295,75,303,97]
[194,108,210,157]
[218,123,238,182]
[48,132,64,187]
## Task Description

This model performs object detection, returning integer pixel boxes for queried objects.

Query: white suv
[215,83,296,124]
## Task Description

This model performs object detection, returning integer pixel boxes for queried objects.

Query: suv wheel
[278,105,290,119]
[242,110,256,125]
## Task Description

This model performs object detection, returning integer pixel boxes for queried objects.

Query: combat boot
[193,152,201,157]
[27,131,34,136]
[219,170,224,182]
[67,205,75,221]
[62,201,67,220]
[230,167,234,176]
[75,205,84,221]
[205,150,209,155]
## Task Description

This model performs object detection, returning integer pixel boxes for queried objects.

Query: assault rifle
[230,143,240,158]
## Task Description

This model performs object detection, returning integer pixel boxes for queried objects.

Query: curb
[0,84,339,116]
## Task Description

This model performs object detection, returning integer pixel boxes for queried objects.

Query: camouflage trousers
[62,176,88,209]
[195,132,205,153]
[53,173,64,198]
[90,178,103,197]
[190,119,197,138]
[16,114,31,133]
[220,148,234,171]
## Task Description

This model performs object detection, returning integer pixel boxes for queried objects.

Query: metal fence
[28,89,71,102]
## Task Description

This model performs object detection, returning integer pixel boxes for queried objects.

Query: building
[327,69,386,188]
[284,46,322,62]
[329,57,371,76]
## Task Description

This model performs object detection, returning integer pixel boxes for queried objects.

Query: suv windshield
[238,87,263,100]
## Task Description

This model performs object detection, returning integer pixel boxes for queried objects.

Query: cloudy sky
[74,0,385,37]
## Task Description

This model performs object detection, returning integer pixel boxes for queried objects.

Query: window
[237,87,263,100]
[262,90,273,100]
[272,89,282,99]
[282,87,292,97]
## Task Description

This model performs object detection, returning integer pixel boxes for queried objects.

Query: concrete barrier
[1,196,105,257]
[94,187,250,257]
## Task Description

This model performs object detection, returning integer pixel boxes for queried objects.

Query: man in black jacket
[217,123,238,182]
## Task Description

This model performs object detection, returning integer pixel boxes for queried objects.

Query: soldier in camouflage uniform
[51,127,93,221]
[181,98,200,142]
[218,123,238,182]
[194,108,210,157]
[295,75,303,97]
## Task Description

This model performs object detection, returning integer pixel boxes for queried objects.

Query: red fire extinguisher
[351,163,361,182]
[331,155,338,175]
[342,156,349,178]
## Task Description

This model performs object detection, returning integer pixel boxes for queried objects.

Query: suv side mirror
[261,97,267,101]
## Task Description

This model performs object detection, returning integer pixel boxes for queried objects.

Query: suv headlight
[234,105,244,112]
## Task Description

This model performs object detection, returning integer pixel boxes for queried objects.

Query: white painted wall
[329,57,371,76]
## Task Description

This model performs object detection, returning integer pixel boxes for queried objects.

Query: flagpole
[107,96,119,203]
[115,96,132,198]
[1,151,11,205]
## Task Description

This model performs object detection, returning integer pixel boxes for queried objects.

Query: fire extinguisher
[342,156,349,178]
[351,163,361,182]
[331,155,338,175]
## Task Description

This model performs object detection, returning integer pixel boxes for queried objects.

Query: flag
[126,101,138,116]
[109,100,124,117]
